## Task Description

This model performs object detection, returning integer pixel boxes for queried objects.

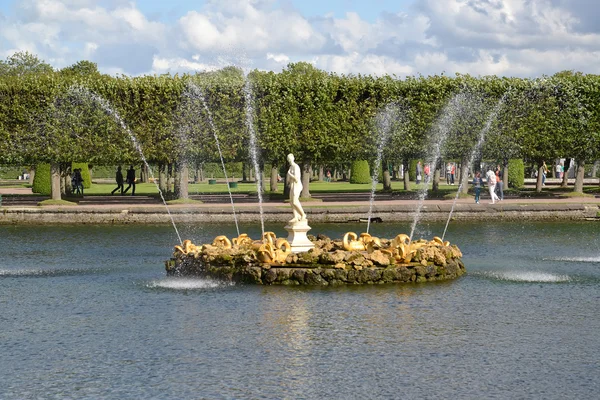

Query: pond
[1,221,598,399]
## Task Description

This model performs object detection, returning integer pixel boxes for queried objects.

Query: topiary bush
[508,159,525,188]
[72,162,91,188]
[32,163,51,195]
[350,160,371,184]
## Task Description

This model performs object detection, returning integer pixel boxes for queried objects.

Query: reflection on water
[0,221,599,399]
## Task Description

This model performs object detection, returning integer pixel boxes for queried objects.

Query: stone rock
[292,269,306,284]
[305,270,326,285]
[247,267,262,283]
[299,251,319,264]
[346,252,365,265]
[334,263,346,269]
[382,267,401,282]
[277,268,291,281]
[334,269,348,281]
[264,268,278,284]
[368,250,391,266]
[321,269,336,281]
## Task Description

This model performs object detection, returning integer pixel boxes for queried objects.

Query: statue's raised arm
[287,153,306,224]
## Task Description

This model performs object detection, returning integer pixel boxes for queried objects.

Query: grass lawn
[82,180,450,195]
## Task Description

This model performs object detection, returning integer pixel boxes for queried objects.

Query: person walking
[542,161,548,186]
[111,166,124,195]
[424,163,431,183]
[486,167,500,204]
[495,165,504,201]
[72,168,84,196]
[450,163,456,184]
[446,163,452,184]
[123,165,136,196]
[473,171,483,204]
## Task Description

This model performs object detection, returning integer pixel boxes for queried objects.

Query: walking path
[1,185,598,224]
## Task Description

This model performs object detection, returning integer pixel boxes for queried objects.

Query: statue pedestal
[285,219,315,254]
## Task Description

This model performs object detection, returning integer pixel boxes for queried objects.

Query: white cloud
[0,0,599,77]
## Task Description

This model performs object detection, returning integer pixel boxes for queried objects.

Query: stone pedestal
[284,219,315,254]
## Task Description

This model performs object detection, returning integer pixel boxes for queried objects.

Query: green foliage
[0,166,25,179]
[508,159,525,188]
[32,163,51,194]
[350,160,371,184]
[72,162,91,188]
[1,51,600,188]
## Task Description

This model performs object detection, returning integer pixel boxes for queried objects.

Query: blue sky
[0,0,599,77]
[114,0,414,23]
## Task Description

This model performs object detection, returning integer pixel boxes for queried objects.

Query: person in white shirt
[486,168,500,204]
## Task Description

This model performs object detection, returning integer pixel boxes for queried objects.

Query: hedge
[32,163,51,195]
[508,159,525,188]
[350,160,371,184]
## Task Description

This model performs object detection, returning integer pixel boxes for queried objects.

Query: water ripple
[146,277,233,290]
[473,270,571,283]
[544,256,600,263]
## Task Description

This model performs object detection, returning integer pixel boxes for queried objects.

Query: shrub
[350,160,371,184]
[72,162,91,188]
[32,163,51,195]
[508,159,525,188]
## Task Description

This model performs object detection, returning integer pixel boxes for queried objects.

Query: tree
[0,51,53,77]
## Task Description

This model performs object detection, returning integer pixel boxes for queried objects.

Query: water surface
[1,222,598,399]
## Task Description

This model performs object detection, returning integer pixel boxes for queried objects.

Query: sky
[1,0,599,77]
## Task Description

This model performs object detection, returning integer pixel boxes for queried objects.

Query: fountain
[409,92,470,240]
[185,82,241,236]
[365,103,404,234]
[243,78,266,238]
[70,86,183,244]
[442,93,507,240]
[165,153,466,285]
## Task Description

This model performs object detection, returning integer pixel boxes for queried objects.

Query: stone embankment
[0,201,599,224]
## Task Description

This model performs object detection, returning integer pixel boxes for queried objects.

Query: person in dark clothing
[72,168,84,195]
[123,165,136,195]
[111,166,124,195]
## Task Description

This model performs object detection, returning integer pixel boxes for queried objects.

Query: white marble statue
[286,153,306,224]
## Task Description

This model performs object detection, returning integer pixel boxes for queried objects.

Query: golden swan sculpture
[232,233,253,247]
[343,232,366,251]
[212,235,232,249]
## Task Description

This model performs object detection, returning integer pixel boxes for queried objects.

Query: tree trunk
[270,166,278,192]
[318,165,324,181]
[460,156,469,194]
[158,163,167,193]
[403,159,410,190]
[432,165,440,192]
[301,162,311,198]
[573,159,585,193]
[28,167,35,185]
[140,163,149,183]
[536,164,544,193]
[242,163,248,182]
[51,162,61,200]
[167,163,173,194]
[383,161,392,191]
[175,162,189,199]
[561,158,571,188]
[591,160,599,180]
